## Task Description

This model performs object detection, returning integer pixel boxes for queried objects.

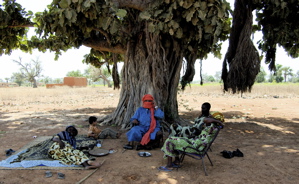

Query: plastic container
[96,140,102,148]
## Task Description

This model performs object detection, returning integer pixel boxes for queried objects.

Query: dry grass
[181,83,299,98]
[1,84,298,111]
[0,86,119,111]
[250,83,299,97]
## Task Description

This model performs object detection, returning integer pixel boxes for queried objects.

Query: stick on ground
[76,159,106,184]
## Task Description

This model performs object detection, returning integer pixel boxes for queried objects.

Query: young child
[87,116,120,139]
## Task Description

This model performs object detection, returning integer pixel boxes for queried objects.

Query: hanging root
[222,0,260,94]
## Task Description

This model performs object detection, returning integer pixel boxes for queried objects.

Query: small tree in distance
[11,72,25,86]
[66,70,85,77]
[86,65,112,87]
[280,66,293,82]
[255,68,266,83]
[12,57,43,88]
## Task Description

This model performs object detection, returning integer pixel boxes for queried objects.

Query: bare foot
[85,164,101,169]
[116,132,122,139]
[82,160,102,169]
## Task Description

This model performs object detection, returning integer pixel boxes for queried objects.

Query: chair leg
[179,153,185,165]
[201,158,208,176]
[206,153,213,166]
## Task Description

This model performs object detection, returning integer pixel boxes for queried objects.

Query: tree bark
[99,29,183,128]
[33,78,37,88]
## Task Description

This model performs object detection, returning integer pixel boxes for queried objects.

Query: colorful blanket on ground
[0,135,96,168]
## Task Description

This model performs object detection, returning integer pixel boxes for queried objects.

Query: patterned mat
[0,135,97,170]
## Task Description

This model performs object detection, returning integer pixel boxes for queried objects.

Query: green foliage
[139,0,231,59]
[0,0,33,55]
[202,73,215,83]
[10,72,25,86]
[254,0,299,67]
[214,71,222,83]
[66,69,84,77]
[290,70,299,83]
[53,78,63,84]
[255,67,266,83]
[39,76,53,84]
[280,66,293,82]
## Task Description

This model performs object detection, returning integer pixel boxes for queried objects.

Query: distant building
[46,77,87,88]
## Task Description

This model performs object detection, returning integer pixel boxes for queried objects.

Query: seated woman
[159,114,224,171]
[48,125,102,169]
[168,102,213,138]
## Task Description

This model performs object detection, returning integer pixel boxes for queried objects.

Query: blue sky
[0,0,298,80]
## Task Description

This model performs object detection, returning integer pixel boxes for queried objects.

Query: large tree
[1,0,299,127]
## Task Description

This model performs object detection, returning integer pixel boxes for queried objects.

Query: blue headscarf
[57,125,77,149]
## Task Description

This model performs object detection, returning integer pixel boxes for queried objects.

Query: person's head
[142,94,154,109]
[201,102,211,116]
[88,116,97,124]
[66,125,78,137]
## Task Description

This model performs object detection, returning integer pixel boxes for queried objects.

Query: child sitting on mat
[87,116,120,139]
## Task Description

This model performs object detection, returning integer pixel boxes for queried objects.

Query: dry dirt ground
[0,85,298,184]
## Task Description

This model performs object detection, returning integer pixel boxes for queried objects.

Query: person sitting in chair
[168,102,216,138]
[124,94,164,150]
[158,113,224,171]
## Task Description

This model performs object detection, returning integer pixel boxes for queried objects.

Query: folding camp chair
[178,125,222,176]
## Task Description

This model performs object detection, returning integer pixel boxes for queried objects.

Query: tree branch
[82,38,126,54]
[111,0,152,11]
[7,23,35,28]
[94,28,112,45]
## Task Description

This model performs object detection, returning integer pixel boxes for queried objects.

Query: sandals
[233,149,244,157]
[45,171,52,178]
[57,172,65,179]
[221,148,244,158]
[171,162,181,168]
[158,166,173,172]
[123,144,133,150]
[5,149,15,156]
[45,171,65,179]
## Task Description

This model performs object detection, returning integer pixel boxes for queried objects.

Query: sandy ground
[0,85,298,184]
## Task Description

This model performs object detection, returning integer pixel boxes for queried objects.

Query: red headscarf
[140,94,156,145]
[142,94,154,109]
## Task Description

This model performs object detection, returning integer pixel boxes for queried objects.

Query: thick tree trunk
[100,31,183,128]
[33,78,37,88]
